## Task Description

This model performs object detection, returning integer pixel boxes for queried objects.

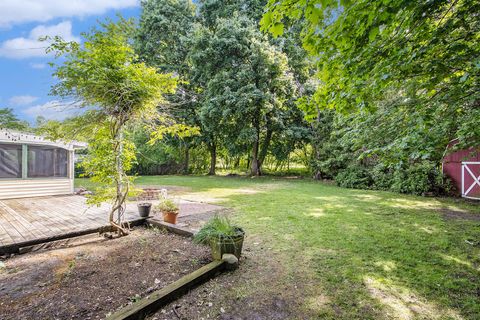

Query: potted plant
[156,199,179,224]
[137,202,152,218]
[137,188,154,218]
[194,216,245,260]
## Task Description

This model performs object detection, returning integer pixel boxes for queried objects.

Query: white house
[0,129,86,200]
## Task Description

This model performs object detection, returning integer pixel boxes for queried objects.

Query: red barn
[442,140,480,200]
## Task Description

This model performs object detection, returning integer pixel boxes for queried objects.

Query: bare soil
[439,208,480,221]
[148,235,314,320]
[0,227,210,320]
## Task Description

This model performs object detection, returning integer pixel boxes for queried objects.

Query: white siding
[0,179,73,200]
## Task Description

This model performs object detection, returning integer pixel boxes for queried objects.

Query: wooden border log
[146,219,195,237]
[0,218,147,255]
[107,260,226,320]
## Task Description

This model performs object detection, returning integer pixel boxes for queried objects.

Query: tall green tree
[48,19,177,235]
[198,0,266,27]
[190,15,300,175]
[135,0,202,174]
[135,0,196,74]
[0,108,30,131]
[136,0,312,176]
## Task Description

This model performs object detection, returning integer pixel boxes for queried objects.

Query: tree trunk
[208,142,216,175]
[234,157,240,169]
[108,124,128,236]
[183,143,189,175]
[116,129,123,223]
[251,139,260,176]
[258,128,272,171]
[313,109,322,180]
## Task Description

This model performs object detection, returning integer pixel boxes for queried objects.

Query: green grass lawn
[76,175,480,319]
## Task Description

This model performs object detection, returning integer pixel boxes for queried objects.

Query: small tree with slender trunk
[47,19,177,235]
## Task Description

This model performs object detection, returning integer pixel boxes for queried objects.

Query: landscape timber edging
[107,258,231,320]
[146,219,195,237]
[1,217,196,255]
[0,218,147,255]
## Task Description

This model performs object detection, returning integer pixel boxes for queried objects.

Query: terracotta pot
[162,211,178,224]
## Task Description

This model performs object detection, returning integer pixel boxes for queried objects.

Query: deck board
[0,195,142,250]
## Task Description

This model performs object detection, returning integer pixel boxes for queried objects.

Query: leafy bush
[335,165,373,189]
[155,199,179,213]
[371,164,394,190]
[390,161,449,195]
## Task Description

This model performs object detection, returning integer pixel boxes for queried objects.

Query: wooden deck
[0,194,224,254]
[0,195,141,251]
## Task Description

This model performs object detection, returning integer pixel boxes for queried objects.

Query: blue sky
[0,1,141,123]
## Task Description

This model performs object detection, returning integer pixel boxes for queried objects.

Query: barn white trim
[461,162,480,200]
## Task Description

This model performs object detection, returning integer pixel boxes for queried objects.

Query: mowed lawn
[76,175,480,319]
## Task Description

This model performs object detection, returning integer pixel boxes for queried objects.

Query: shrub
[335,164,373,189]
[371,164,394,190]
[390,161,448,195]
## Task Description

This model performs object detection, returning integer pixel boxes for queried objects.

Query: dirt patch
[148,237,314,320]
[439,208,480,221]
[0,227,210,320]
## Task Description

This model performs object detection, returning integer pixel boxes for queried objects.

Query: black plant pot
[137,203,152,218]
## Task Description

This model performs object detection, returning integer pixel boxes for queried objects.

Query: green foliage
[190,14,308,175]
[334,160,451,196]
[198,0,266,27]
[135,0,196,74]
[136,0,312,176]
[155,199,179,213]
[370,164,394,191]
[0,108,30,131]
[262,0,479,116]
[390,162,450,196]
[261,0,480,191]
[335,165,373,190]
[193,216,242,245]
[47,18,177,232]
[50,19,176,119]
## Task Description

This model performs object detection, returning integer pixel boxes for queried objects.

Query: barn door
[462,162,480,200]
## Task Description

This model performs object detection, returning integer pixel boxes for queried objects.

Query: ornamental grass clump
[194,216,245,260]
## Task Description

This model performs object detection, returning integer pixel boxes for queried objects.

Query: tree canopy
[136,0,311,176]
[0,108,30,131]
[48,19,177,234]
[261,0,480,145]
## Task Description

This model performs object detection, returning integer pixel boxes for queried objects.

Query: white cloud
[22,100,83,120]
[8,95,39,106]
[0,21,80,59]
[0,0,138,27]
[30,62,47,69]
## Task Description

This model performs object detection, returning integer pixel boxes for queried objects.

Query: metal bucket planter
[137,203,152,218]
[210,228,245,260]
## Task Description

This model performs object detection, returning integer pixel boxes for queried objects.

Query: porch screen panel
[0,144,22,178]
[28,146,68,178]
